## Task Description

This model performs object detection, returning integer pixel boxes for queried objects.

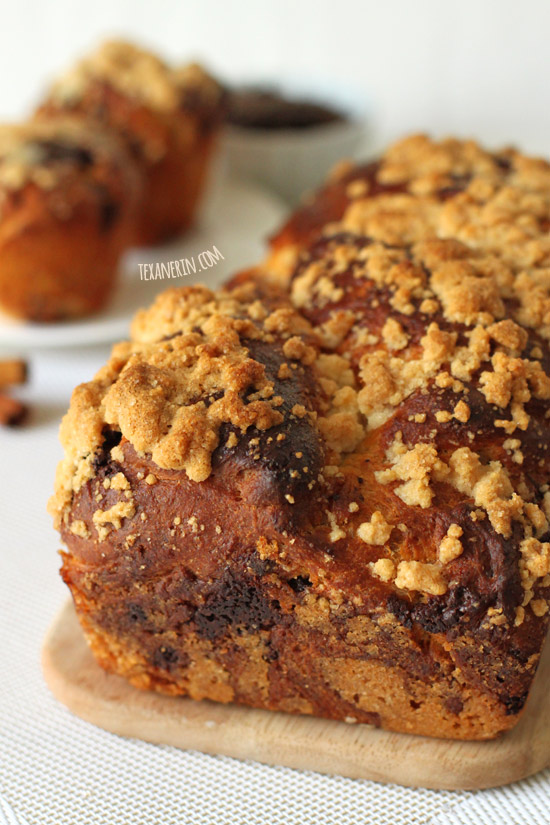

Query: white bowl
[220,78,370,205]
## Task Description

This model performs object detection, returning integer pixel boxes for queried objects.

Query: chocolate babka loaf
[50,135,550,740]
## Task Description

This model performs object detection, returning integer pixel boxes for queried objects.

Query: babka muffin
[51,135,550,740]
[0,118,140,322]
[38,40,225,245]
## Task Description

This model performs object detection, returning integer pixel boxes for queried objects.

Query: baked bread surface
[51,135,550,739]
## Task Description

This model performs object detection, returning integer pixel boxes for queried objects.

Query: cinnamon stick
[0,393,28,426]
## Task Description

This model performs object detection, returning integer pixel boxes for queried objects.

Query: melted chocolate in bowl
[226,87,346,131]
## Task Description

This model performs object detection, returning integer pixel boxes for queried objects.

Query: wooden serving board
[42,600,550,790]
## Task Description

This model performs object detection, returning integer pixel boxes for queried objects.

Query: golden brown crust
[53,134,550,739]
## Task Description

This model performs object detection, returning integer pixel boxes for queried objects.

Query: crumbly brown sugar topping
[280,135,550,610]
[48,39,221,113]
[50,284,316,525]
[0,117,128,194]
[54,135,550,620]
[341,136,550,335]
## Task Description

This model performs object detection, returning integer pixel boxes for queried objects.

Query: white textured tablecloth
[1,348,549,825]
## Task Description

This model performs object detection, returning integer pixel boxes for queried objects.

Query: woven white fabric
[0,796,29,825]
[0,348,549,825]
[429,769,550,825]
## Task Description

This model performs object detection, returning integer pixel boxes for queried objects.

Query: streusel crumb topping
[0,118,129,195]
[48,40,220,113]
[270,134,550,610]
[50,284,315,526]
[53,135,550,620]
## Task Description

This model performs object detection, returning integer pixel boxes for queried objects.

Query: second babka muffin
[38,40,225,245]
[0,117,140,322]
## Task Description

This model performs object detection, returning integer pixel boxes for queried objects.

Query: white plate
[0,177,286,351]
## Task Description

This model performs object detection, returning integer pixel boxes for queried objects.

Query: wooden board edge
[42,600,550,791]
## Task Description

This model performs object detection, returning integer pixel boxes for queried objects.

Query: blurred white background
[0,0,548,156]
